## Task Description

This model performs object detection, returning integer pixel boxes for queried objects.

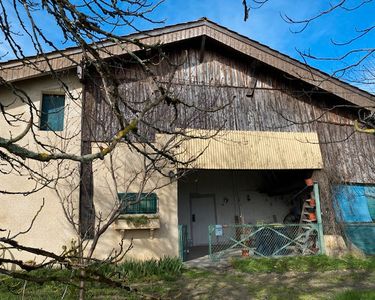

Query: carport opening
[178,169,314,261]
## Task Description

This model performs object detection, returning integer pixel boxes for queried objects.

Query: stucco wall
[0,73,82,263]
[0,74,180,263]
[91,143,179,260]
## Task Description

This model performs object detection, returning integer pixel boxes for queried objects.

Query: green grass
[1,256,374,299]
[231,255,375,273]
[0,257,183,299]
[334,290,375,300]
[183,268,212,279]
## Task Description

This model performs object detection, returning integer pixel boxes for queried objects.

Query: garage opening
[157,128,324,261]
[178,169,322,261]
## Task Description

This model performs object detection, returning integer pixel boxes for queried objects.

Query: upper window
[118,193,158,214]
[40,94,65,131]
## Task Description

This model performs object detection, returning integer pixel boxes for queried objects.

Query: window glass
[40,94,65,131]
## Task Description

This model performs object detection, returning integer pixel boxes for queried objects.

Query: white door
[191,195,216,246]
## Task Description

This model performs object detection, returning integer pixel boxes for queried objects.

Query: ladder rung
[302,219,314,222]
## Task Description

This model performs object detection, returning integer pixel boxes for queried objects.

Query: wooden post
[314,182,325,254]
[79,82,95,239]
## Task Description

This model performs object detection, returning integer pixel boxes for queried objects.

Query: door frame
[189,193,217,245]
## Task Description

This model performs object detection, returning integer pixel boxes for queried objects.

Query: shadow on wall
[91,181,178,261]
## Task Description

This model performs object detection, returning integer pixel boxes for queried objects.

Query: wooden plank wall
[84,42,375,225]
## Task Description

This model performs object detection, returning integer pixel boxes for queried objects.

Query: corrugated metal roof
[157,129,323,170]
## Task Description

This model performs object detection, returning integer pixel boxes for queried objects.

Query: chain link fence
[208,223,323,261]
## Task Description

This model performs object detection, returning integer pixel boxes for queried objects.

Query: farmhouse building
[1,18,374,262]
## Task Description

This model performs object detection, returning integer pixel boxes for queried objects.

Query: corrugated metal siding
[157,129,323,170]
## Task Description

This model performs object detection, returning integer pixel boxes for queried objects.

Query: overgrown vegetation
[231,255,375,273]
[116,257,183,281]
[0,257,183,299]
[1,256,375,299]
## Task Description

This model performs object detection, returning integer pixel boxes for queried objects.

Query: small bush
[116,257,183,281]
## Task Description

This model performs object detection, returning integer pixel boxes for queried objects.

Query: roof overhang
[0,18,374,108]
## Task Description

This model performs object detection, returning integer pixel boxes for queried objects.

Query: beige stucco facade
[91,143,179,260]
[0,73,83,263]
[0,73,179,264]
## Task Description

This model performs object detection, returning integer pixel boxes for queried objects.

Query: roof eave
[0,18,373,107]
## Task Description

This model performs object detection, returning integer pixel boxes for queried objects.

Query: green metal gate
[178,224,188,261]
[208,183,324,261]
[209,223,323,261]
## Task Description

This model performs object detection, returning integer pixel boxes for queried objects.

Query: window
[40,94,65,131]
[118,193,158,214]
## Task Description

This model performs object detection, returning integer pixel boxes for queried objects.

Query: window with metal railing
[118,192,158,214]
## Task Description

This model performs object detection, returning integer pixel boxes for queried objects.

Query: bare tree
[0,1,229,299]
[241,0,375,254]
[242,0,374,87]
[240,1,375,135]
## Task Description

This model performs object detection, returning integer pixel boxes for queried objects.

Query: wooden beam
[199,35,206,63]
[79,84,95,239]
[246,60,259,97]
[246,77,257,98]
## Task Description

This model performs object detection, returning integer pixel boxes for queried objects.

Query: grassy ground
[231,254,375,273]
[334,290,375,300]
[0,256,374,299]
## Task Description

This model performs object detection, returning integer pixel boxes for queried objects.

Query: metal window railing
[118,193,158,214]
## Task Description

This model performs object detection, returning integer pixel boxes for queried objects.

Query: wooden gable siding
[2,19,373,111]
[83,43,375,185]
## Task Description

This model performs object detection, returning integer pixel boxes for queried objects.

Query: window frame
[39,93,66,132]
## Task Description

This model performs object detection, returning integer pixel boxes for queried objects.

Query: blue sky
[1,0,374,92]
[155,0,374,88]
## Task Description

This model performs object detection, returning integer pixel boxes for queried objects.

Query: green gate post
[314,182,326,254]
[208,225,218,261]
[178,225,183,260]
[208,225,213,259]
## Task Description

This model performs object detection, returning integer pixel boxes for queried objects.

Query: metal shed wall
[157,129,323,170]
